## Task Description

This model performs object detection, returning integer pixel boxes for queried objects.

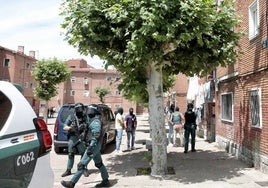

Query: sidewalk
[102,115,268,188]
[50,115,268,188]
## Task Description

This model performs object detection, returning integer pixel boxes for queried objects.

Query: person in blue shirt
[125,107,137,151]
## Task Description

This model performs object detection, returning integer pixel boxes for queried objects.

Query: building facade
[0,45,39,114]
[215,0,268,173]
[48,59,144,115]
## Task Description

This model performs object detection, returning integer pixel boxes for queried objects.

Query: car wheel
[54,146,60,154]
[100,135,107,154]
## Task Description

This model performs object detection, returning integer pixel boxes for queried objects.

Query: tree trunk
[146,63,167,176]
[45,100,49,124]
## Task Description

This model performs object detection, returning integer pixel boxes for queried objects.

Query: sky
[0,0,104,68]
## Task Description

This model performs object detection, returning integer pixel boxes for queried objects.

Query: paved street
[47,115,268,188]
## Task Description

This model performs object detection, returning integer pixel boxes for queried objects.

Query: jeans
[126,130,135,149]
[184,127,196,152]
[71,142,108,184]
[116,128,123,151]
[168,122,174,144]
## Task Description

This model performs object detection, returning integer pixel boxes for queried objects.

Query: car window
[101,108,108,125]
[0,91,12,131]
[108,109,115,121]
[60,106,75,122]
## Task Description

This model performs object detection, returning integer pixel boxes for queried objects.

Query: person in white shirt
[115,107,124,154]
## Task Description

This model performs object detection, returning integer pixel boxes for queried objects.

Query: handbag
[173,124,183,130]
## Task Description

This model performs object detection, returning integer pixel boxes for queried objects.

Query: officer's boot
[61,169,71,177]
[61,180,75,188]
[95,179,111,187]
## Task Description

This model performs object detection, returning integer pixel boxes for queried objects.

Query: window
[115,90,120,95]
[84,77,88,84]
[71,76,76,83]
[115,104,121,110]
[3,58,10,67]
[70,90,75,96]
[26,63,30,69]
[24,82,29,88]
[249,88,262,128]
[221,92,233,121]
[249,0,259,39]
[0,91,12,131]
[115,77,121,81]
[83,90,89,97]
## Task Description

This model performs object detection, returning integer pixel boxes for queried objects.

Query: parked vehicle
[53,103,116,154]
[0,81,54,188]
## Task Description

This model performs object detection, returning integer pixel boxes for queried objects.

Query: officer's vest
[84,117,103,145]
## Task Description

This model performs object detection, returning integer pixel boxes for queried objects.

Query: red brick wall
[0,46,39,115]
[217,70,268,155]
[216,0,268,157]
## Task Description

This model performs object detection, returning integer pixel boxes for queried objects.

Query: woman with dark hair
[184,103,197,153]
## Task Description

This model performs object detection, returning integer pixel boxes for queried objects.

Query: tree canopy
[33,58,71,101]
[95,87,110,103]
[60,0,241,175]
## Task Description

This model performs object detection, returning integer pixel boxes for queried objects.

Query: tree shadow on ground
[105,145,252,185]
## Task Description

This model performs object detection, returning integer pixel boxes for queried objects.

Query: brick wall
[215,0,268,172]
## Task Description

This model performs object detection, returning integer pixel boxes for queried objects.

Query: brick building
[215,0,268,173]
[47,59,145,115]
[0,45,39,114]
[165,73,189,114]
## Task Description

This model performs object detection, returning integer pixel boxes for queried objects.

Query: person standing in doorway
[125,107,137,151]
[115,107,124,154]
[184,103,197,153]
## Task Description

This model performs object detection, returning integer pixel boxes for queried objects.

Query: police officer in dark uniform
[61,103,89,177]
[61,104,110,188]
[184,103,197,153]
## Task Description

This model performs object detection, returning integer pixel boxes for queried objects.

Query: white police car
[0,81,54,188]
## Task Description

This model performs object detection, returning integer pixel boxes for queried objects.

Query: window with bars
[221,92,233,122]
[249,88,262,128]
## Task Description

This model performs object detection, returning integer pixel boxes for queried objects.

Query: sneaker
[191,149,196,152]
[95,179,111,187]
[61,180,75,188]
[61,170,71,177]
[83,169,90,177]
[115,150,123,154]
[184,151,187,154]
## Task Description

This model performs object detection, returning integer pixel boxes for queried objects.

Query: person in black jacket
[183,103,197,153]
